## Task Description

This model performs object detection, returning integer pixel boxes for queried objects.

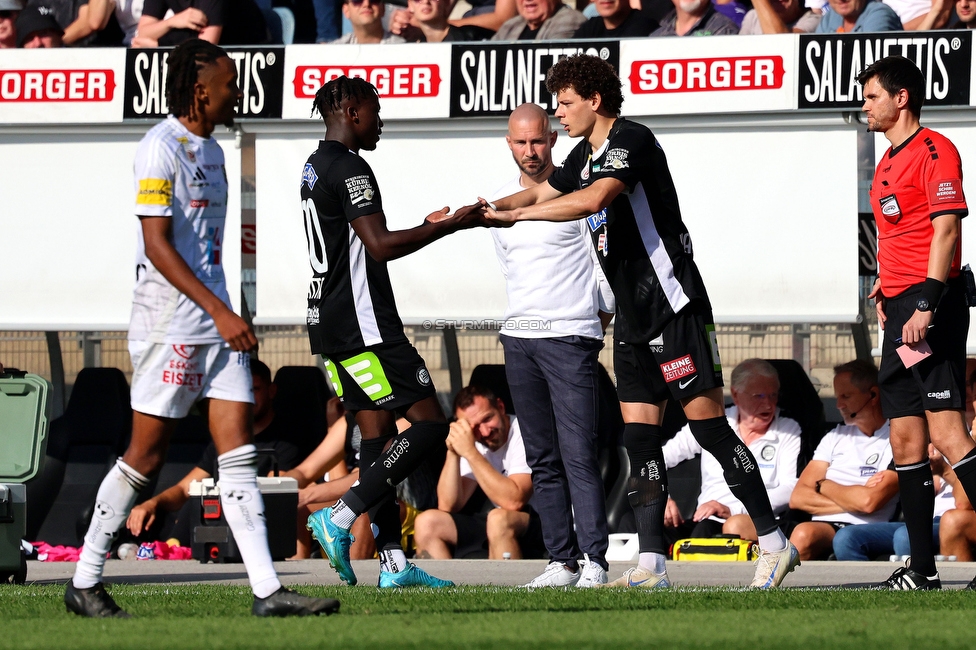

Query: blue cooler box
[0,373,51,584]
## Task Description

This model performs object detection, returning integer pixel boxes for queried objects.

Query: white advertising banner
[620,34,798,116]
[0,48,126,123]
[281,43,453,121]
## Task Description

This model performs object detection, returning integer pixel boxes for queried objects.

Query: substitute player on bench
[484,54,800,589]
[66,40,339,618]
[302,76,486,588]
[861,56,976,590]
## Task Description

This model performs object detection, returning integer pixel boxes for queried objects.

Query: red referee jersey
[870,127,968,297]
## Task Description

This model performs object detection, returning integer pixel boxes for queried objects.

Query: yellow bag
[671,537,757,561]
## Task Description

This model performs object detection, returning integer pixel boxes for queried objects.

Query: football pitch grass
[3,585,976,649]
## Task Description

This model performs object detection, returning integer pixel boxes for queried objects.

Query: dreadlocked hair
[166,39,229,119]
[311,76,378,119]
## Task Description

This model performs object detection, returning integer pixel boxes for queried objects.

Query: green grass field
[2,585,976,649]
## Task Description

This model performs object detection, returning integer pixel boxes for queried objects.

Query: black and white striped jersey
[301,140,407,355]
[548,118,711,344]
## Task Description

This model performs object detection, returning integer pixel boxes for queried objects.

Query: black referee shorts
[614,303,724,404]
[878,279,969,419]
[322,340,436,413]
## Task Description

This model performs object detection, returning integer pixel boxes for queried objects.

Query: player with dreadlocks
[303,76,485,588]
[65,40,340,618]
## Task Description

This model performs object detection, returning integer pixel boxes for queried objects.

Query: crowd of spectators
[0,0,972,49]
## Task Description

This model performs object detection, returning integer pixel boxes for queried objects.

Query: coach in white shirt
[663,359,803,542]
[789,360,900,560]
[490,102,615,589]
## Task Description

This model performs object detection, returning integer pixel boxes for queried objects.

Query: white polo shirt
[812,422,897,525]
[664,406,803,518]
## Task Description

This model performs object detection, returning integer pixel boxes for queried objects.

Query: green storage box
[0,373,51,583]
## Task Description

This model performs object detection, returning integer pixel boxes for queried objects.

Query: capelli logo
[928,390,951,399]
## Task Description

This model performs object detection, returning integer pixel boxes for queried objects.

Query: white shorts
[128,341,254,419]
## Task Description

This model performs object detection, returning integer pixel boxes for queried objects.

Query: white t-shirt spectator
[459,416,531,508]
[664,406,803,518]
[812,422,897,526]
[882,0,930,23]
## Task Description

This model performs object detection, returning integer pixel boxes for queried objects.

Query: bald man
[490,103,615,588]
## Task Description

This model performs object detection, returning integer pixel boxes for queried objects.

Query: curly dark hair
[166,39,229,119]
[311,76,378,119]
[545,54,623,116]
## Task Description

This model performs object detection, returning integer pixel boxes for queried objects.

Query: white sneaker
[576,554,608,588]
[522,561,580,588]
[750,541,800,588]
[600,566,671,589]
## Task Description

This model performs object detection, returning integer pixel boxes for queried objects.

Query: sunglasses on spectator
[347,0,380,6]
[0,10,17,18]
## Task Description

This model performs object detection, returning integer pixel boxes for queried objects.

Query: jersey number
[303,198,328,273]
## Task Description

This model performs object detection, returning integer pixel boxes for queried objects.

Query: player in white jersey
[66,40,338,619]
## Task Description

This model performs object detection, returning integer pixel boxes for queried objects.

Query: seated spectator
[491,0,586,40]
[885,0,951,28]
[285,401,374,560]
[413,385,545,560]
[713,0,748,26]
[389,0,493,42]
[788,360,900,561]
[833,443,958,560]
[450,0,517,33]
[651,0,739,35]
[663,359,803,542]
[953,0,976,26]
[22,0,95,45]
[814,0,901,32]
[135,0,220,45]
[573,0,658,37]
[86,0,140,45]
[0,0,24,48]
[16,3,63,46]
[739,0,820,32]
[965,359,976,428]
[125,360,301,543]
[332,0,405,43]
[937,476,976,568]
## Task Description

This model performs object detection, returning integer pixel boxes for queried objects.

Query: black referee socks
[689,416,778,536]
[623,423,669,555]
[343,421,449,515]
[895,459,937,577]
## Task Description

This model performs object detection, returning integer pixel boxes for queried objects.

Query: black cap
[15,4,62,47]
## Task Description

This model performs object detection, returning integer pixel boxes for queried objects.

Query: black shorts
[321,341,436,412]
[614,303,724,404]
[878,279,969,419]
[450,506,546,559]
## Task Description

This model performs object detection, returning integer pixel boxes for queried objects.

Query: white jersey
[664,406,802,518]
[130,116,231,344]
[459,416,531,509]
[491,175,614,340]
[812,422,897,526]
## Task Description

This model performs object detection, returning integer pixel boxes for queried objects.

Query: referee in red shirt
[861,56,976,590]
